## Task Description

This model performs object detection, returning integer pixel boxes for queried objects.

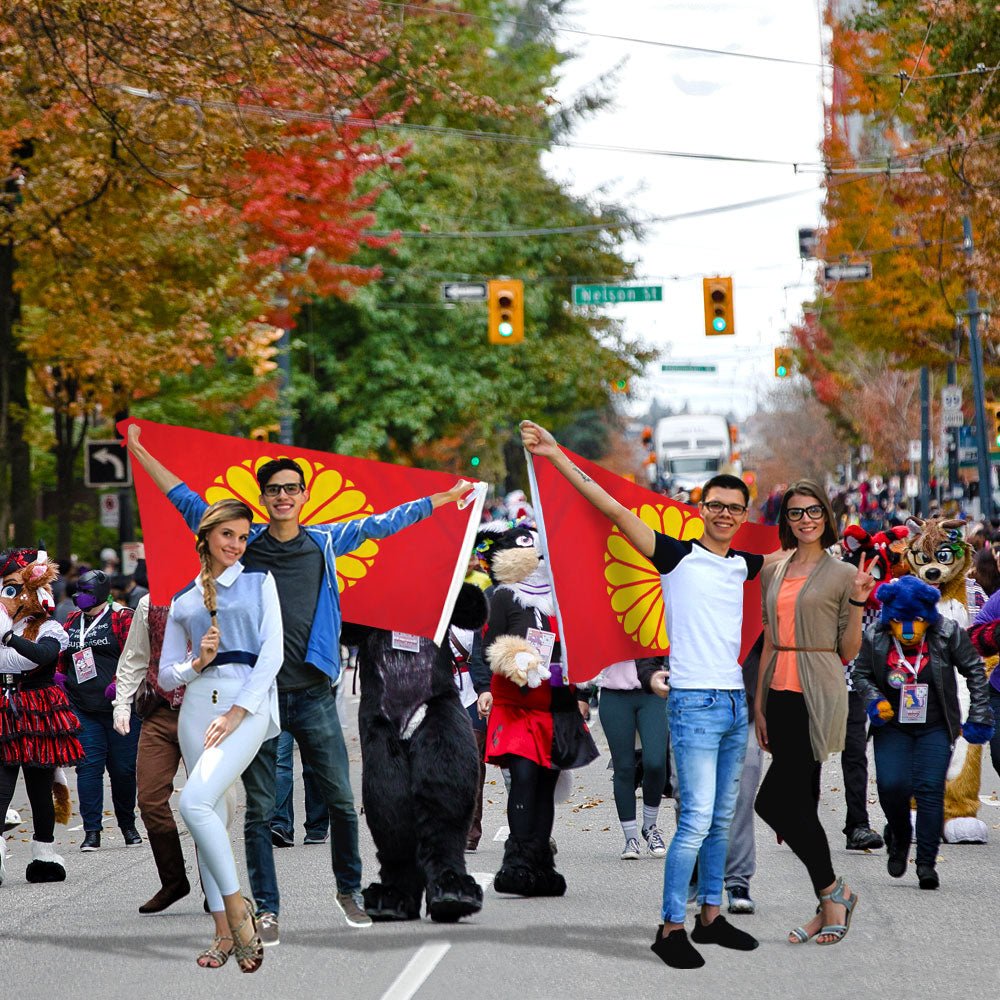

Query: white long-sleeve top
[159,562,283,740]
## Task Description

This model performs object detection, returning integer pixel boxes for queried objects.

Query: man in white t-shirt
[521,420,775,970]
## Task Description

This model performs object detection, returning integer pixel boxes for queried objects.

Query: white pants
[178,672,268,913]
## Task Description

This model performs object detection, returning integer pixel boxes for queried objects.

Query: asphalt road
[4,683,1000,1000]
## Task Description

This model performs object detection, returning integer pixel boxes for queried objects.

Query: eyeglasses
[262,482,305,497]
[702,500,748,516]
[786,504,825,521]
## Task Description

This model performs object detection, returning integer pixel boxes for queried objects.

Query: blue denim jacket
[167,482,433,682]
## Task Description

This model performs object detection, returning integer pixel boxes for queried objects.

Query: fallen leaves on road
[571,797,603,813]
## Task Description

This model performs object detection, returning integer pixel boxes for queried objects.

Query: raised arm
[126,424,182,495]
[520,420,655,558]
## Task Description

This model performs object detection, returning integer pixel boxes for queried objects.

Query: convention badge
[887,668,908,690]
[72,646,98,683]
[899,683,929,724]
[525,628,556,670]
[391,632,422,653]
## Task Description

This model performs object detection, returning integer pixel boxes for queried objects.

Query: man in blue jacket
[127,425,472,941]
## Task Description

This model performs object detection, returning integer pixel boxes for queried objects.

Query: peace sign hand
[851,555,877,605]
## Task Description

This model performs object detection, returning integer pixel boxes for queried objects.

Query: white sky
[543,0,827,420]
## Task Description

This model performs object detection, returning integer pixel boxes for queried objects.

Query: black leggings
[0,764,55,842]
[506,756,560,842]
[754,690,836,894]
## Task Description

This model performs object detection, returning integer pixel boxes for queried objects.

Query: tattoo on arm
[569,463,593,484]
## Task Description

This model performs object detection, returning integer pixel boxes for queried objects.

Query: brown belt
[774,645,836,653]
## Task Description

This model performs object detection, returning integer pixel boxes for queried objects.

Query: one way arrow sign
[85,440,132,488]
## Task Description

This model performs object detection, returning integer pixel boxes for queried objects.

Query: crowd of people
[2,418,999,975]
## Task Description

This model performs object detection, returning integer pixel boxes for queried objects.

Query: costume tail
[52,767,72,825]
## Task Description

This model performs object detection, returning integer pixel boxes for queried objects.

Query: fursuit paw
[487,636,542,688]
[961,720,994,745]
[866,699,893,726]
[361,882,421,921]
[426,871,483,923]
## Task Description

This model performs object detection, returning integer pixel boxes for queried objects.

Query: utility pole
[946,357,960,503]
[964,216,993,521]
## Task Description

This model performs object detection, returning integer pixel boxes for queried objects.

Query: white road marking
[978,795,1000,807]
[379,942,451,1000]
[67,824,83,832]
[470,872,494,890]
[492,825,509,842]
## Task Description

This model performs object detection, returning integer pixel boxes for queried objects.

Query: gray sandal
[788,904,821,944]
[816,877,858,945]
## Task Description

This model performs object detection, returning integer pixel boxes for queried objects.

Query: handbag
[133,677,165,720]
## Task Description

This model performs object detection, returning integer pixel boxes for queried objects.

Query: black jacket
[852,619,993,742]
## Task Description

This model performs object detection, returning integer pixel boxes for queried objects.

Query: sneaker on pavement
[726,885,756,915]
[121,827,143,847]
[335,890,373,928]
[80,831,100,852]
[845,826,884,851]
[620,837,642,861]
[270,829,294,848]
[258,911,280,946]
[303,832,329,845]
[0,838,7,886]
[642,825,667,858]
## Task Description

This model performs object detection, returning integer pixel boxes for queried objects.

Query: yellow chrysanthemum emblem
[604,504,704,650]
[206,457,378,592]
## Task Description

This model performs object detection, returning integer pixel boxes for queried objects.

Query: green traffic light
[776,365,788,377]
[498,321,514,338]
[712,317,727,332]
[470,456,481,467]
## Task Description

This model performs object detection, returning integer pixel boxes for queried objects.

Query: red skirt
[486,675,555,767]
[0,682,85,768]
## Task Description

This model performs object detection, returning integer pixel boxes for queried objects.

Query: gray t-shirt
[244,528,325,691]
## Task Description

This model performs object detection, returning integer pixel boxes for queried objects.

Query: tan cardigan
[760,552,856,761]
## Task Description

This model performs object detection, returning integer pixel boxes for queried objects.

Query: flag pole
[432,484,488,646]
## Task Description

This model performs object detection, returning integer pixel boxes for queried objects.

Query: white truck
[653,414,735,495]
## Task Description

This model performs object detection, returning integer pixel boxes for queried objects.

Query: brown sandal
[196,935,232,969]
[229,897,264,974]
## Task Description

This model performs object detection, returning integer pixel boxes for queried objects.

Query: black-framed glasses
[262,482,305,497]
[786,504,825,521]
[702,500,747,516]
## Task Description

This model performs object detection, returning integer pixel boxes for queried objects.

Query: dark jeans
[242,683,360,916]
[271,728,330,841]
[841,688,872,834]
[599,688,668,822]
[75,707,141,833]
[755,691,835,894]
[988,688,1000,781]
[873,723,952,866]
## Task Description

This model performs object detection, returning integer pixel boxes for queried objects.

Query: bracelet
[1,629,13,646]
[848,598,867,607]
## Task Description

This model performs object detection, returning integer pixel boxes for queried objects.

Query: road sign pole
[947,361,960,499]
[965,216,993,520]
[919,366,930,516]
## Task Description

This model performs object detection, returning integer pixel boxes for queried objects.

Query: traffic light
[469,455,481,469]
[488,278,524,344]
[986,401,1000,448]
[250,423,281,442]
[703,276,734,336]
[610,377,630,394]
[774,347,793,378]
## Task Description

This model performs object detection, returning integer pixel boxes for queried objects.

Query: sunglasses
[262,482,305,497]
[786,504,825,521]
[702,500,748,516]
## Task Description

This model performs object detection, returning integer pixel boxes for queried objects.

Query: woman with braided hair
[159,498,283,973]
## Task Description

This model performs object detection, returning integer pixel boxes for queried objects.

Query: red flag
[527,448,778,682]
[120,419,485,643]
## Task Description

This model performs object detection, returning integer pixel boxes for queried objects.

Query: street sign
[573,284,663,305]
[823,261,872,282]
[859,444,873,462]
[908,439,922,462]
[121,541,144,576]
[942,408,963,428]
[904,474,919,498]
[441,282,488,302]
[959,425,978,467]
[98,493,120,529]
[84,440,131,488]
[660,363,718,373]
[941,386,962,410]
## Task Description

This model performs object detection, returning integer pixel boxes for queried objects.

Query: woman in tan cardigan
[753,480,875,947]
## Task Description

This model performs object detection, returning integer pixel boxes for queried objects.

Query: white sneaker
[620,837,641,860]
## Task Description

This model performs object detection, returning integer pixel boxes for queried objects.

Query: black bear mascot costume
[346,582,488,922]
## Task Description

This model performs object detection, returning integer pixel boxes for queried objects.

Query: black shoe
[271,829,294,848]
[80,831,100,852]
[916,864,939,890]
[121,827,143,847]
[846,826,884,851]
[650,926,705,969]
[690,914,759,951]
[884,824,908,878]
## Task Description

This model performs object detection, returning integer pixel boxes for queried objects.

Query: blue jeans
[271,728,330,841]
[74,708,141,833]
[873,723,952,866]
[661,689,747,923]
[242,684,360,916]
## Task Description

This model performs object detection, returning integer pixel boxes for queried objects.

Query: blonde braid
[196,535,218,618]
[194,498,254,628]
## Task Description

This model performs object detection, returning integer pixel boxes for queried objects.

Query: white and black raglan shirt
[650,534,764,691]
